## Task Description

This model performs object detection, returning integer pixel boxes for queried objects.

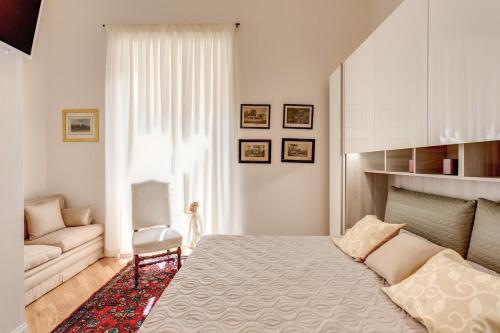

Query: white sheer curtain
[105,24,236,256]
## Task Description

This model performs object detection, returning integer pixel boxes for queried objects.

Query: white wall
[24,10,49,199]
[370,0,403,30]
[0,52,27,332]
[26,0,372,234]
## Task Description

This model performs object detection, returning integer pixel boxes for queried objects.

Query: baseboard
[11,322,28,333]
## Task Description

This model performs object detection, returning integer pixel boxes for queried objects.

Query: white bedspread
[140,235,426,333]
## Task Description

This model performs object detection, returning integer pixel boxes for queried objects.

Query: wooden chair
[131,181,182,288]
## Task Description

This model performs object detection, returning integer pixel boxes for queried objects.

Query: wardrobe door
[329,66,344,237]
[344,35,374,154]
[373,0,428,150]
[428,0,500,145]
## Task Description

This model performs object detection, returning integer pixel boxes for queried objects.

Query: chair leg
[134,254,140,288]
[177,247,182,270]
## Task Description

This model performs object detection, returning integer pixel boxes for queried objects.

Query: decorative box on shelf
[443,159,458,175]
[409,159,415,173]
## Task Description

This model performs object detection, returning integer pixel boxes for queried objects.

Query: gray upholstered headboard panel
[385,187,477,257]
[467,198,500,273]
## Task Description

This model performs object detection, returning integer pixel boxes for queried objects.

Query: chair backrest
[131,181,172,230]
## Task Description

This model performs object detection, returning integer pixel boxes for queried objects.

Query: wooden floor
[25,247,192,333]
[25,258,129,333]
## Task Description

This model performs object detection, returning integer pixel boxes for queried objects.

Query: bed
[140,187,498,332]
[140,235,425,332]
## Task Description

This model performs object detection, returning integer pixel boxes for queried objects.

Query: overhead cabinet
[372,0,428,150]
[343,0,428,153]
[428,0,500,145]
[343,0,500,153]
[344,35,374,154]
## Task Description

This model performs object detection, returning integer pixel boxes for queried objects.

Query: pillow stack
[336,213,500,333]
[25,198,93,240]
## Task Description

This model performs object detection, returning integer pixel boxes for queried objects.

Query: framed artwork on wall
[62,109,99,142]
[281,138,315,163]
[239,139,272,163]
[240,104,271,129]
[283,104,314,129]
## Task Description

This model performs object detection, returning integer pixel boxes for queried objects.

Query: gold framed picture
[62,109,99,142]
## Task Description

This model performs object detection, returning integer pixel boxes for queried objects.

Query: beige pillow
[365,232,443,285]
[61,207,92,227]
[383,249,500,333]
[332,215,405,261]
[25,199,66,240]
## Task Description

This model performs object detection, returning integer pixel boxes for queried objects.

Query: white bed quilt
[140,235,425,333]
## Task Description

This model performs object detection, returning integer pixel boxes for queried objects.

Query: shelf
[415,145,459,175]
[363,151,385,171]
[364,169,500,183]
[464,141,500,177]
[386,148,413,172]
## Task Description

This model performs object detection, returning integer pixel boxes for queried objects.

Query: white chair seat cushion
[133,227,182,255]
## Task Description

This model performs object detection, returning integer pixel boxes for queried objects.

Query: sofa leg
[134,255,140,288]
[177,247,182,270]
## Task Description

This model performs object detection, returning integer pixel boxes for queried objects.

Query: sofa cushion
[25,224,104,253]
[24,245,62,272]
[24,195,66,240]
[62,207,92,227]
[25,199,66,240]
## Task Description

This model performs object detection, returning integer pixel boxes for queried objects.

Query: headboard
[385,187,477,257]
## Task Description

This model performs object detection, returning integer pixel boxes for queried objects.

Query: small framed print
[283,104,314,129]
[63,109,99,142]
[239,139,272,164]
[281,138,315,163]
[240,104,271,129]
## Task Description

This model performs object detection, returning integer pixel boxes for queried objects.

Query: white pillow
[25,199,66,240]
[61,207,92,227]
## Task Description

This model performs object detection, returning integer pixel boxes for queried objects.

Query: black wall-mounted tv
[0,0,43,57]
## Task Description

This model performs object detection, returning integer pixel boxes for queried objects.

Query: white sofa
[24,195,104,305]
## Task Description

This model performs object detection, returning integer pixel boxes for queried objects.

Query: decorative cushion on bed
[333,215,405,262]
[468,261,500,278]
[383,249,500,333]
[467,198,500,274]
[384,186,477,257]
[365,232,443,285]
[25,199,66,240]
[62,207,92,227]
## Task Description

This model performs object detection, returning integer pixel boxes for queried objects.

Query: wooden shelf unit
[361,140,500,183]
[386,148,413,173]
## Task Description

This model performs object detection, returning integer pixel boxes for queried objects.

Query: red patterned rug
[52,256,186,333]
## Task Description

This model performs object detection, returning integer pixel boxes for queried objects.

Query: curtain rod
[102,23,240,28]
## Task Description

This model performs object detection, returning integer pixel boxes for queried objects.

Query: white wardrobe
[343,0,500,154]
[331,0,500,235]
